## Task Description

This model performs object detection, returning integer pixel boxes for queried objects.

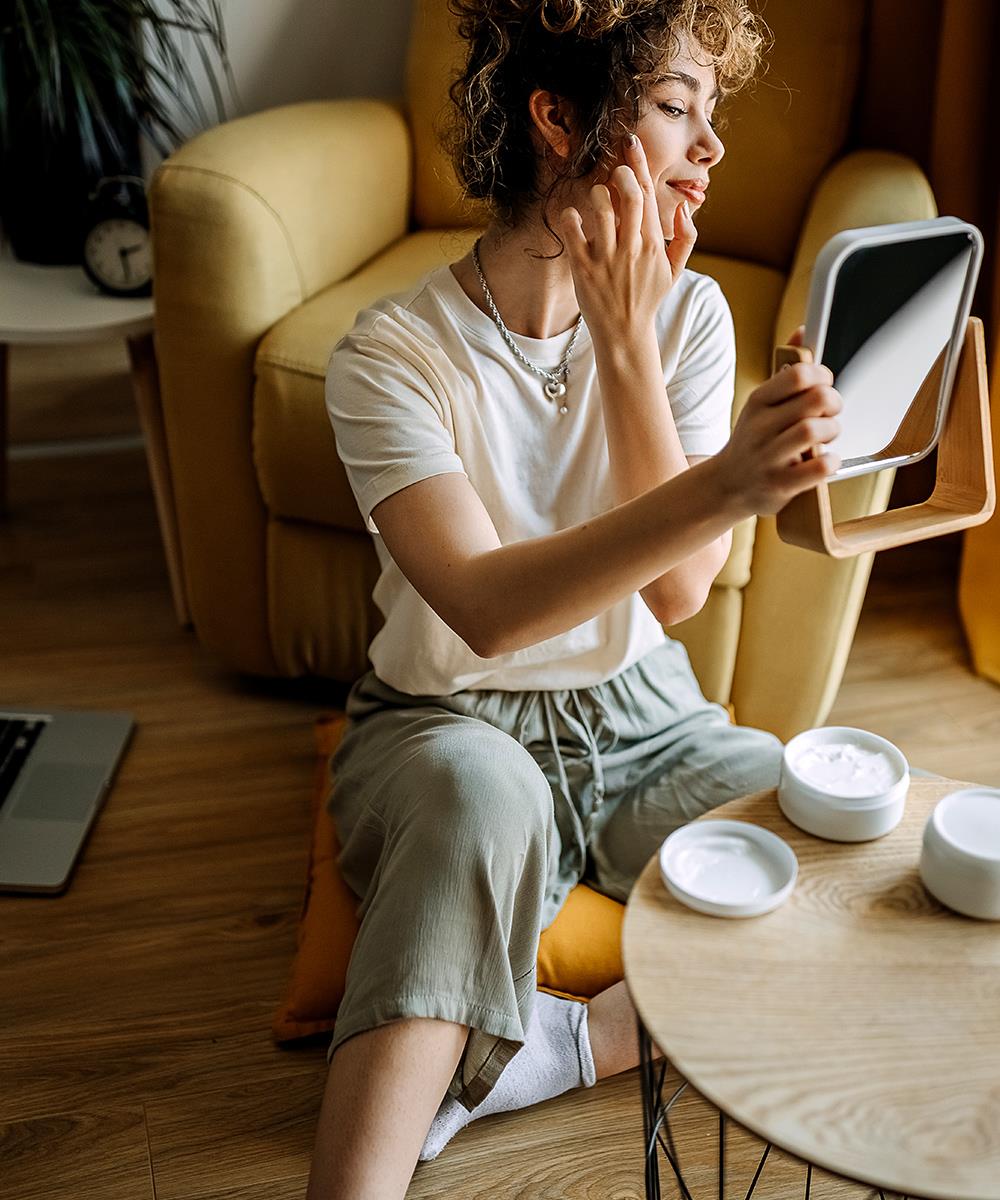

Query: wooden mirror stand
[775,316,995,557]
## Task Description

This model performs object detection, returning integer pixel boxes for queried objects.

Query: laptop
[0,707,135,894]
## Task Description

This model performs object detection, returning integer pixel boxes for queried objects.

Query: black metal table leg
[639,1015,697,1200]
[636,1013,919,1200]
[642,1011,782,1200]
[639,1015,662,1199]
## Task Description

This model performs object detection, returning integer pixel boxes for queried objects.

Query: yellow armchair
[149,0,937,742]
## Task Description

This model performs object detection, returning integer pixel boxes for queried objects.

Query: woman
[307,0,841,1195]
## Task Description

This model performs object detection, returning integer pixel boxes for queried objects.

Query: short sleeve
[666,279,736,458]
[325,328,469,536]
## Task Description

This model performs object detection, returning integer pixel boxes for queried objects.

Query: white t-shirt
[325,261,735,696]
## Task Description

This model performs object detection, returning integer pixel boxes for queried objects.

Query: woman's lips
[669,183,706,204]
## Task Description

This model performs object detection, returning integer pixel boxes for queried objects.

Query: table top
[0,244,153,344]
[623,778,1000,1200]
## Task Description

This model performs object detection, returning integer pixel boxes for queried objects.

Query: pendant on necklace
[544,379,566,400]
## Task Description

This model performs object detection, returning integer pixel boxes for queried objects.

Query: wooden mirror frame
[775,316,995,557]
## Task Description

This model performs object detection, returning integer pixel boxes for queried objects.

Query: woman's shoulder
[656,267,731,351]
[329,263,457,366]
[326,264,467,423]
[667,266,728,316]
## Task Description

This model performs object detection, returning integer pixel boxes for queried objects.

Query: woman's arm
[372,456,734,658]
[558,135,737,628]
[370,357,841,659]
[596,328,731,626]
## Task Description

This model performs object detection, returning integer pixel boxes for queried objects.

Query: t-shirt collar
[433,262,593,359]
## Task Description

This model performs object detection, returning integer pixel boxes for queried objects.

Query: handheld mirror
[774,216,994,557]
[804,216,983,479]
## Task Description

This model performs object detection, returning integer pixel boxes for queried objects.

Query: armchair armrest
[149,99,411,674]
[734,150,938,740]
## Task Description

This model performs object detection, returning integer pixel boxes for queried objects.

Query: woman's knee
[396,722,552,851]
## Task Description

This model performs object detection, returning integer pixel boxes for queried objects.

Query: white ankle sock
[418,990,597,1162]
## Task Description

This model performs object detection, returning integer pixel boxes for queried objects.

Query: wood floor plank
[0,1106,154,1200]
[144,1065,328,1200]
[168,1180,309,1200]
[0,1027,322,1128]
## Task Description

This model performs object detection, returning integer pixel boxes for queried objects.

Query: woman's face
[531,36,725,241]
[557,37,723,241]
[628,39,725,236]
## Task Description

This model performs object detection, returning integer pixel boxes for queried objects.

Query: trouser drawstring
[515,684,620,856]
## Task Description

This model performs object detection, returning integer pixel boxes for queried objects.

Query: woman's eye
[659,103,717,130]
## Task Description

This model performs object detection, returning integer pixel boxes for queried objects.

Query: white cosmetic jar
[920,787,1000,919]
[778,726,909,842]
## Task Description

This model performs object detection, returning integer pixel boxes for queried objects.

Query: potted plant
[0,1,239,264]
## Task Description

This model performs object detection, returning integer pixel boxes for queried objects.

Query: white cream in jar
[790,741,900,797]
[780,726,909,841]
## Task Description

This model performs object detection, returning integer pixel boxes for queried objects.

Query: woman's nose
[700,124,724,166]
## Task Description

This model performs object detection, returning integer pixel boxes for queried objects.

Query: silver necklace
[472,236,584,415]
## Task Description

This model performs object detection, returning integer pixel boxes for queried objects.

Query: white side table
[0,247,189,626]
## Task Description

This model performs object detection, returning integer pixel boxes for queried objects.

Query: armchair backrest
[403,0,869,271]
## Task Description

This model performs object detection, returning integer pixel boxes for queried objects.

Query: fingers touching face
[591,137,666,250]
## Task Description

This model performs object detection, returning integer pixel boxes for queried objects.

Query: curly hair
[439,0,772,254]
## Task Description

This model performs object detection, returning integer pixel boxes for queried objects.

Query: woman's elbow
[653,581,713,627]
[656,538,730,625]
[460,609,507,659]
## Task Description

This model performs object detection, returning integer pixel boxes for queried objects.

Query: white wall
[140,0,414,178]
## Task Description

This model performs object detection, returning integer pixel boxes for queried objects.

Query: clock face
[83,218,152,292]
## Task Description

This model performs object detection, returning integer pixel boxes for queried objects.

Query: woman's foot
[418,990,596,1161]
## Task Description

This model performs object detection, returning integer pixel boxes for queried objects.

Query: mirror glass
[817,230,978,480]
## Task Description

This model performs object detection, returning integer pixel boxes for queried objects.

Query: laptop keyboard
[0,718,48,809]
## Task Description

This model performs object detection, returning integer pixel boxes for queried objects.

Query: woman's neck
[449,222,581,340]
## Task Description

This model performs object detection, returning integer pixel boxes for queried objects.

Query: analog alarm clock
[81,175,153,298]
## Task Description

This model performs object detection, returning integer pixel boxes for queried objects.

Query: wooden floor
[2,339,999,1199]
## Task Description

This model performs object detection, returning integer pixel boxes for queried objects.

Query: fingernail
[627,133,637,148]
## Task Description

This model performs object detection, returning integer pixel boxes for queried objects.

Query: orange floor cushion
[271,713,626,1043]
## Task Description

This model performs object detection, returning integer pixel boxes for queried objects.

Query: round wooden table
[623,778,1000,1200]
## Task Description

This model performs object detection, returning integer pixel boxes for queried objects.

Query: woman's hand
[714,354,843,517]
[558,135,695,346]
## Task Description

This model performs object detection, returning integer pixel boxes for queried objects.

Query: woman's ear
[528,88,577,161]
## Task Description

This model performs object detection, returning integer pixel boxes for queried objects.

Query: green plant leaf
[62,34,116,173]
[1,0,238,164]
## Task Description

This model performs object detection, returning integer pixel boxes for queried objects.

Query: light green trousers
[324,637,784,1108]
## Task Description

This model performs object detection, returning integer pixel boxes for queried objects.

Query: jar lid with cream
[779,726,909,841]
